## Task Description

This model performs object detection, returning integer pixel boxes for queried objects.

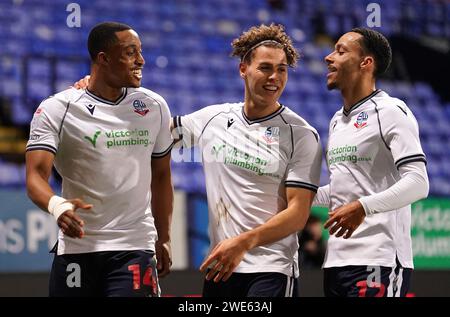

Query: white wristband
[48,195,74,221]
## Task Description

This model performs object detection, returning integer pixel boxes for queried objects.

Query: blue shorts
[202,271,298,297]
[323,260,412,297]
[49,249,159,297]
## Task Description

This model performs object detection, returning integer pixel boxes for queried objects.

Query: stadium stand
[0,0,449,197]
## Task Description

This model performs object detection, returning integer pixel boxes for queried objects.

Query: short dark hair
[87,22,132,61]
[351,27,392,77]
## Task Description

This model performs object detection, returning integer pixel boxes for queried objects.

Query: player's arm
[325,161,428,239]
[200,187,314,282]
[359,161,428,214]
[26,150,92,238]
[170,117,183,145]
[151,153,174,278]
[312,184,330,207]
[239,187,314,248]
[26,150,55,211]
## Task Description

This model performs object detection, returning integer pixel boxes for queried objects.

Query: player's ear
[239,62,247,79]
[97,52,109,66]
[360,56,374,71]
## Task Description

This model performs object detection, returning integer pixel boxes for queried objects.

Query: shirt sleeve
[359,161,429,215]
[285,128,322,193]
[379,101,427,169]
[152,97,174,158]
[173,104,226,148]
[26,97,68,154]
[312,184,330,207]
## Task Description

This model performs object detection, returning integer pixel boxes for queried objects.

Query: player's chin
[271,94,282,105]
[126,77,142,88]
[326,80,337,90]
[262,91,280,103]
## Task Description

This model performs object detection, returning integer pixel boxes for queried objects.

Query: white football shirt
[27,87,173,255]
[323,90,426,268]
[174,103,322,277]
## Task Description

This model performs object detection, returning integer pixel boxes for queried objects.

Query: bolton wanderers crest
[354,111,368,129]
[133,100,149,116]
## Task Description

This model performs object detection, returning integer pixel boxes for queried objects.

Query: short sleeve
[284,128,322,193]
[174,104,227,148]
[152,98,174,158]
[379,102,426,169]
[26,97,67,154]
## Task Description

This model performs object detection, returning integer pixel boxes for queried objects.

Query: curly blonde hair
[231,23,299,67]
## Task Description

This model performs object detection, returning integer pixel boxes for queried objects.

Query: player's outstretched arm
[26,150,92,238]
[200,187,314,282]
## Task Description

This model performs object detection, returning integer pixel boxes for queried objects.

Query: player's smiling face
[240,45,288,108]
[106,29,145,88]
[324,32,365,91]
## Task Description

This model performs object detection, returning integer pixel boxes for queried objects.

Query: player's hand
[155,240,172,278]
[72,75,91,89]
[57,198,93,238]
[324,200,366,239]
[199,236,248,283]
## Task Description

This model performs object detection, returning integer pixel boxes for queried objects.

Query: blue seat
[427,137,445,157]
[2,38,27,55]
[10,97,32,125]
[441,160,450,178]
[414,82,435,100]
[56,61,89,80]
[0,161,23,186]
[419,117,438,138]
[1,78,21,98]
[431,176,450,196]
[312,113,331,133]
[28,59,51,79]
[28,79,51,100]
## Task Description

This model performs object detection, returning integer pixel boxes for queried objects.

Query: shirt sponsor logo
[211,142,280,178]
[84,130,101,148]
[83,129,152,148]
[105,129,152,148]
[327,145,372,165]
[34,108,43,115]
[354,111,368,129]
[133,100,149,116]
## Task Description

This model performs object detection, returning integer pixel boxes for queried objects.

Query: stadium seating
[0,0,449,195]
